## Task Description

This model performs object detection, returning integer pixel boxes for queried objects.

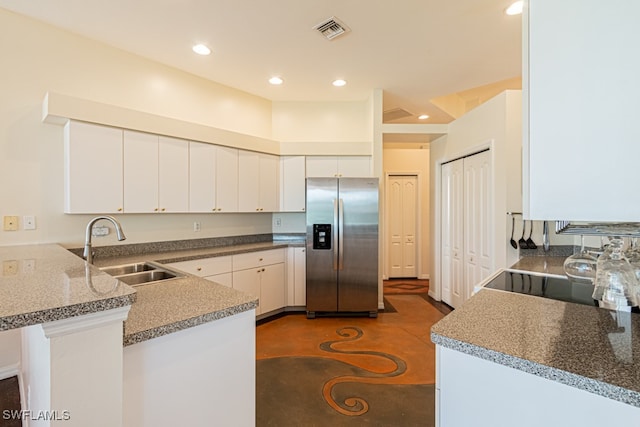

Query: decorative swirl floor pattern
[256,285,450,426]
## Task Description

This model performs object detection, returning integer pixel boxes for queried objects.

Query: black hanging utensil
[509,216,517,249]
[518,219,527,249]
[526,220,537,249]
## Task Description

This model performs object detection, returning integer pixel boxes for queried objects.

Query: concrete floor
[256,280,451,426]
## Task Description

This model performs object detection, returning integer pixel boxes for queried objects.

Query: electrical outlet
[3,216,18,231]
[23,215,36,230]
[193,222,201,232]
[274,217,282,227]
[2,260,18,276]
[22,259,36,273]
[92,225,109,237]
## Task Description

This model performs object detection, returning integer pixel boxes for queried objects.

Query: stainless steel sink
[100,261,184,286]
[100,262,157,276]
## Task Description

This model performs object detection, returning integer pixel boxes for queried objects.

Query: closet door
[463,151,492,301]
[440,159,464,308]
[388,176,418,278]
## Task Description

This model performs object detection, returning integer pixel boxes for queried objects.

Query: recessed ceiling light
[505,1,523,15]
[269,76,284,85]
[418,114,430,120]
[332,79,347,87]
[192,44,211,55]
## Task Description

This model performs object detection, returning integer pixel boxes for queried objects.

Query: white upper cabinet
[305,156,371,178]
[189,142,238,213]
[158,136,189,213]
[280,156,306,212]
[215,146,239,212]
[64,120,123,214]
[524,0,640,221]
[238,151,279,212]
[123,131,188,213]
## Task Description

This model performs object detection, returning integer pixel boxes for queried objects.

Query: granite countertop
[431,259,640,408]
[0,244,136,331]
[0,235,305,345]
[89,237,304,346]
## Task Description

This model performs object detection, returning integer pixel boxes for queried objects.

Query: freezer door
[337,178,379,312]
[306,178,339,312]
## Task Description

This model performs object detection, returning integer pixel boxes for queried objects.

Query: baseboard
[420,274,431,280]
[0,364,19,380]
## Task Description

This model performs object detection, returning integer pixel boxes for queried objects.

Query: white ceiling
[0,0,522,124]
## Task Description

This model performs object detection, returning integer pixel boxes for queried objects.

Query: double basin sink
[100,261,184,286]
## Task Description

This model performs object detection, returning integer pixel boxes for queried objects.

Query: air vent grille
[314,16,350,40]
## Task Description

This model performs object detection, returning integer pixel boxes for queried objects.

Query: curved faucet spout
[83,215,127,264]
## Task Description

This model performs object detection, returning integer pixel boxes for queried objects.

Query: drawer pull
[197,267,202,271]
[259,258,264,261]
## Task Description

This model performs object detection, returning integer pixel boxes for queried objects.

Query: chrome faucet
[83,216,126,264]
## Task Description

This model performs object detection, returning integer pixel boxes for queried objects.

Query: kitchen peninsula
[0,237,275,427]
[431,267,640,427]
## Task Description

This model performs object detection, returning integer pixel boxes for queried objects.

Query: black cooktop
[483,271,598,308]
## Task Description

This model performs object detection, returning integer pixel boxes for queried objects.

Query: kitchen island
[431,260,640,426]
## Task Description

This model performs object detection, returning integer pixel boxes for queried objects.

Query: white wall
[0,9,277,247]
[383,148,431,279]
[430,91,522,299]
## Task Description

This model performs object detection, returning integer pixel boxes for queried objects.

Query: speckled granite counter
[431,277,640,408]
[85,237,304,346]
[0,244,136,331]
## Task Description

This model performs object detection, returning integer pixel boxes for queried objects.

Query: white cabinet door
[189,141,216,213]
[238,151,278,212]
[305,156,338,177]
[259,153,279,212]
[293,247,306,307]
[123,130,159,213]
[238,151,261,212]
[233,268,262,314]
[204,273,233,288]
[158,136,189,213]
[259,263,286,314]
[337,156,371,177]
[524,0,640,221]
[215,146,238,212]
[64,120,123,214]
[281,156,306,212]
[306,156,371,177]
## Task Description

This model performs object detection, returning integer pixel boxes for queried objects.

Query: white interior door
[463,151,492,301]
[441,160,464,308]
[387,175,418,278]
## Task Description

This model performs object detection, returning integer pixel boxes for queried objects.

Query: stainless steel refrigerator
[305,177,379,318]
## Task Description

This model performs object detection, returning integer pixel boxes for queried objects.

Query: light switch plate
[3,216,18,231]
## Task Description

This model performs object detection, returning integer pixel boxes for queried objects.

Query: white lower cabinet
[437,345,640,426]
[286,246,306,308]
[232,249,285,316]
[166,256,233,288]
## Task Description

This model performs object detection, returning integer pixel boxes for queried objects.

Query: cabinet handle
[256,208,260,211]
[161,208,166,212]
[197,267,202,271]
[212,208,216,212]
[259,258,263,261]
[262,268,265,272]
[118,208,123,212]
[218,208,222,211]
[154,208,158,212]
[301,208,305,211]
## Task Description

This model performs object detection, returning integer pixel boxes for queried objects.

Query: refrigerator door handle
[338,198,344,270]
[333,198,339,270]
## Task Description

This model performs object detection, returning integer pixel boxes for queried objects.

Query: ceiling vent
[383,108,413,122]
[314,16,350,40]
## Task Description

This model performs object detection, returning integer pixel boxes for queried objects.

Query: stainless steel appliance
[306,177,379,318]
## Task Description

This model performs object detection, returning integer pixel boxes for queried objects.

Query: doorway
[387,175,418,278]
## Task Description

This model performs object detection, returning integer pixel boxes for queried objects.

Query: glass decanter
[592,237,639,311]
